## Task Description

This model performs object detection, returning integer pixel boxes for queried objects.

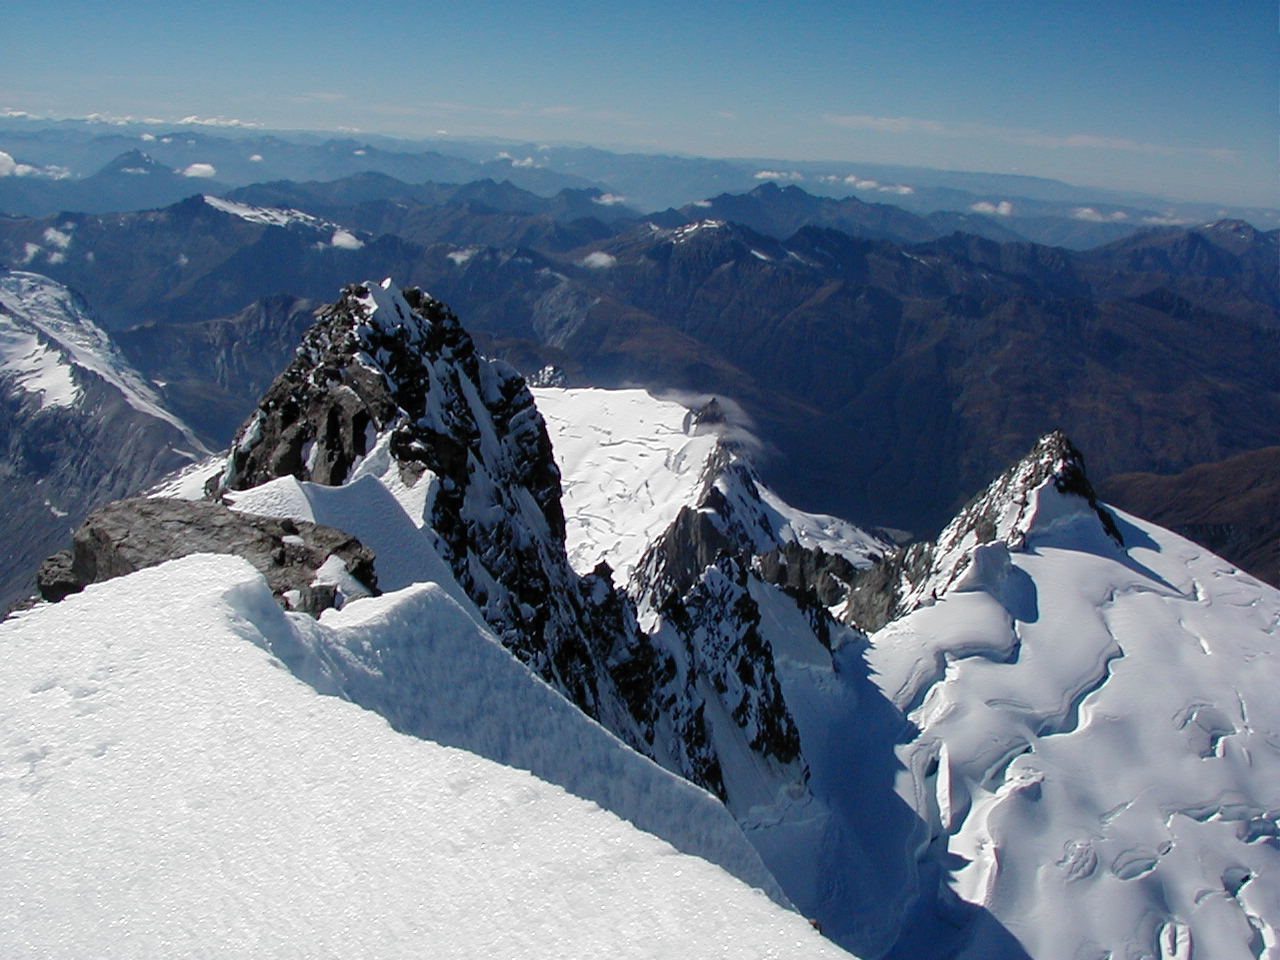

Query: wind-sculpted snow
[208,449,786,900]
[1,555,848,959]
[869,480,1280,959]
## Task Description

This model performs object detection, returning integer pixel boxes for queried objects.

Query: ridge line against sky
[2,0,1276,206]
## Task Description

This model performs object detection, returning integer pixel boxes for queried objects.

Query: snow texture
[869,482,1280,960]
[1,554,848,959]
[535,387,885,583]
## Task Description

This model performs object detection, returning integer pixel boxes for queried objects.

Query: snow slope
[211,430,787,902]
[869,481,1280,960]
[534,386,885,583]
[201,195,365,249]
[1,554,848,959]
[0,269,206,449]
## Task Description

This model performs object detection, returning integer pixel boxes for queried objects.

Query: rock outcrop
[37,496,377,615]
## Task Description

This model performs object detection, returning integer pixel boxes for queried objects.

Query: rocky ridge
[841,431,1123,631]
[37,496,377,615]
[205,281,818,802]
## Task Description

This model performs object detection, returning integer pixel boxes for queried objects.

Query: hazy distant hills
[5,182,1272,574]
[2,118,1276,245]
[1100,447,1280,588]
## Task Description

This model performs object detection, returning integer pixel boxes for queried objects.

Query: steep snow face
[0,270,205,448]
[534,387,886,584]
[869,480,1280,959]
[1,555,847,959]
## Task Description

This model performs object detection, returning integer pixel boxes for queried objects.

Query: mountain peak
[842,430,1124,629]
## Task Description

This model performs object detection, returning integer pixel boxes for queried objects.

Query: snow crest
[1,555,845,959]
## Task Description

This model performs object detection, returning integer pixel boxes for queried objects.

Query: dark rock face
[629,441,821,800]
[37,497,377,616]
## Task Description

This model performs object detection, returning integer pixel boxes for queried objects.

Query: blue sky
[3,0,1276,205]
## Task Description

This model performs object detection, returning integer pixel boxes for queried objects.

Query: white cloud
[140,133,156,142]
[0,150,37,177]
[1071,206,1129,222]
[753,170,805,181]
[1141,214,1194,226]
[495,151,540,168]
[581,251,617,269]
[43,227,72,249]
[20,243,40,264]
[824,113,947,135]
[330,229,364,250]
[249,154,264,163]
[592,193,627,207]
[180,163,218,179]
[818,173,912,195]
[692,199,712,208]
[971,200,1014,217]
[176,114,262,128]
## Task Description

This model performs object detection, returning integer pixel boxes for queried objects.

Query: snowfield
[0,554,850,959]
[11,349,1278,960]
[534,386,886,583]
[869,483,1280,960]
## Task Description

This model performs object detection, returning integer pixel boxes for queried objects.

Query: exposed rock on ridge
[842,429,1123,631]
[37,496,377,615]
[207,281,784,800]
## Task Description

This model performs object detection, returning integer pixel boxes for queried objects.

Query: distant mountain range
[2,117,1275,245]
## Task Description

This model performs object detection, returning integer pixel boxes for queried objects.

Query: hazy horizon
[3,0,1276,207]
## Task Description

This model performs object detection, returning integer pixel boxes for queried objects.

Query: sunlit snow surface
[869,485,1280,959]
[534,387,885,582]
[211,427,789,903]
[0,555,848,959]
[0,270,206,451]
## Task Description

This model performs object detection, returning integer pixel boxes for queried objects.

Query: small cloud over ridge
[180,162,218,179]
[581,251,617,269]
[1071,206,1129,223]
[971,200,1015,217]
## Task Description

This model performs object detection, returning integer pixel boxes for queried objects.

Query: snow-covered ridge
[1,555,846,959]
[202,195,364,249]
[0,270,206,452]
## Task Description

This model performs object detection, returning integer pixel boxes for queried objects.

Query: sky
[2,0,1276,206]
